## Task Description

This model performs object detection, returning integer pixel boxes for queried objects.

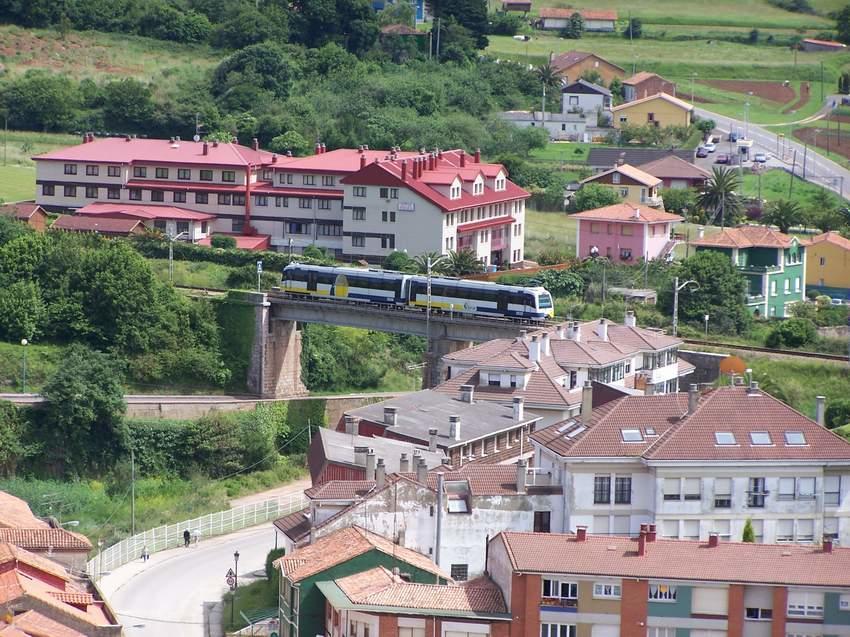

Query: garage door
[591,624,619,637]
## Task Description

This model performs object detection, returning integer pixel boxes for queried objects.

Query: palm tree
[696,167,742,227]
[446,249,485,277]
[413,251,450,275]
[762,199,803,234]
[535,62,562,91]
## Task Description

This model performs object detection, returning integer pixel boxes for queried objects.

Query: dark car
[715,153,730,164]
[696,146,709,158]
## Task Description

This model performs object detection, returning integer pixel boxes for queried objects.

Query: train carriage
[282,264,410,304]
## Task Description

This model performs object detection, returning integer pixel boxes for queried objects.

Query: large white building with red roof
[33,136,529,264]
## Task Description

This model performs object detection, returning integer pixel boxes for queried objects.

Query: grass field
[0,25,218,80]
[0,130,80,201]
[740,167,845,206]
[147,259,237,290]
[529,142,593,163]
[525,208,577,260]
[0,165,36,202]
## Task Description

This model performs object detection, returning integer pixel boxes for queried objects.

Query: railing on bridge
[87,492,306,579]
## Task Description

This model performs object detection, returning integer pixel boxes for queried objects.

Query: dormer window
[473,180,484,195]
[495,177,506,191]
[450,184,462,199]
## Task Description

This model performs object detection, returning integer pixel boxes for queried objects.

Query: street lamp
[166,232,187,282]
[704,314,710,337]
[424,254,448,388]
[672,277,700,337]
[288,238,294,262]
[231,550,240,626]
[20,338,28,394]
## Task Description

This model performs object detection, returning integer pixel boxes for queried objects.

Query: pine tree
[742,518,755,542]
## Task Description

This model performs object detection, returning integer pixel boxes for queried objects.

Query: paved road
[694,102,850,200]
[101,523,277,637]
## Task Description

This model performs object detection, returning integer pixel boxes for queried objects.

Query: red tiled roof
[550,51,624,73]
[570,202,680,223]
[0,203,46,221]
[76,202,215,221]
[496,531,850,587]
[305,480,376,500]
[0,529,92,551]
[623,71,664,85]
[34,137,273,167]
[273,509,311,543]
[638,155,711,181]
[0,493,48,529]
[691,224,801,249]
[51,215,143,235]
[0,543,71,582]
[48,591,95,605]
[275,526,448,582]
[2,610,87,637]
[808,231,850,251]
[612,92,693,112]
[196,234,270,250]
[335,566,507,613]
[274,148,419,174]
[580,163,662,188]
[539,8,617,20]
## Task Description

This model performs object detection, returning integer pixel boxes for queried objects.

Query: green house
[274,525,449,637]
[692,225,806,318]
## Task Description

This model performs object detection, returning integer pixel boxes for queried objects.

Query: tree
[623,17,642,39]
[383,250,416,272]
[742,518,755,542]
[748,28,759,44]
[839,72,850,95]
[765,317,817,348]
[658,251,750,334]
[210,235,237,249]
[695,118,716,137]
[696,167,742,227]
[213,5,289,49]
[0,281,45,341]
[535,62,563,92]
[806,189,846,232]
[570,184,622,212]
[527,269,584,297]
[0,401,30,476]
[762,200,804,234]
[837,4,850,44]
[560,12,584,38]
[270,131,310,156]
[660,188,696,216]
[40,344,127,476]
[825,398,850,429]
[446,249,485,276]
[414,251,451,275]
[0,70,80,132]
[580,69,603,86]
[609,77,624,102]
[102,78,155,133]
[431,0,489,48]
[213,43,298,100]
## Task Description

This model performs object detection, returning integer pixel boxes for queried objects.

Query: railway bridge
[245,291,534,397]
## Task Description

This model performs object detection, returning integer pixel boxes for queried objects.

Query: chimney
[528,335,541,363]
[428,154,435,171]
[516,458,527,494]
[460,153,466,167]
[597,318,608,342]
[315,142,322,155]
[708,533,719,548]
[354,446,368,466]
[321,143,327,154]
[213,140,218,147]
[474,148,481,163]
[366,451,376,480]
[640,523,649,535]
[823,535,834,553]
[581,380,593,423]
[648,524,657,542]
[203,142,209,155]
[624,310,636,328]
[82,133,88,143]
[747,380,760,395]
[429,427,438,452]
[556,324,567,340]
[513,396,525,422]
[519,329,528,341]
[816,395,826,426]
[344,415,355,435]
[272,154,278,163]
[633,207,641,220]
[416,457,427,484]
[376,458,386,489]
[541,332,551,356]
[449,415,461,441]
[252,138,259,151]
[384,406,398,426]
[360,154,366,169]
[392,566,401,580]
[124,134,131,142]
[688,384,700,415]
[460,384,474,404]
[573,322,581,342]
[401,160,407,180]
[698,226,705,239]
[638,529,647,556]
[576,526,587,541]
[400,453,410,473]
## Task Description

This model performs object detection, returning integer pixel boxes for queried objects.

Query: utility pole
[542,82,546,124]
[131,448,136,536]
[789,149,797,198]
[672,277,699,337]
[435,17,441,61]
[628,10,632,45]
[821,61,825,103]
[802,144,808,179]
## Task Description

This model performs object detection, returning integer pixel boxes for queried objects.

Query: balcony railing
[738,264,781,274]
[641,195,664,208]
[745,294,765,303]
[540,598,578,610]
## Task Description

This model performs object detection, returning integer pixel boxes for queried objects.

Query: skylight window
[715,432,737,445]
[447,499,469,513]
[750,431,772,446]
[784,431,807,446]
[567,425,587,439]
[621,429,643,442]
[645,427,657,436]
[557,420,576,433]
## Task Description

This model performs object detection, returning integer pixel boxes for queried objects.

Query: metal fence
[87,492,306,578]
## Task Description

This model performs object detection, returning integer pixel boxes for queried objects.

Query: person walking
[141,546,150,562]
[183,529,190,548]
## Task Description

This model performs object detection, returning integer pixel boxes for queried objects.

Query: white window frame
[787,591,824,618]
[542,578,578,600]
[593,582,621,599]
[648,583,678,602]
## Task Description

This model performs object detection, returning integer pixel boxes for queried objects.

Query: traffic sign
[257,260,263,274]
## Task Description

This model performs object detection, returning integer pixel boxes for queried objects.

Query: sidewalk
[228,477,311,508]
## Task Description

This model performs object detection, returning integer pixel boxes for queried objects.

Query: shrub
[211,235,237,249]
[225,264,281,291]
[266,548,286,579]
[742,518,755,542]
[825,398,850,430]
[765,317,817,348]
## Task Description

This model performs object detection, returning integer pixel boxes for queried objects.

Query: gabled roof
[623,71,669,86]
[495,531,850,587]
[0,610,86,637]
[562,78,612,97]
[550,50,624,73]
[0,528,92,552]
[305,480,377,500]
[807,231,850,251]
[0,492,48,529]
[0,203,47,221]
[540,8,617,20]
[34,136,273,167]
[273,509,312,543]
[612,92,694,113]
[638,155,710,180]
[327,566,508,615]
[76,202,215,221]
[691,225,802,249]
[587,148,694,168]
[51,215,143,235]
[317,428,446,474]
[274,526,448,582]
[580,163,662,188]
[571,202,681,223]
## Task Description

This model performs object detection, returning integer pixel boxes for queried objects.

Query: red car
[715,153,730,164]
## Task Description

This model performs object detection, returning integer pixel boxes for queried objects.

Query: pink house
[573,202,682,263]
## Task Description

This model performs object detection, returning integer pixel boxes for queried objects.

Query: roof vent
[747,380,760,395]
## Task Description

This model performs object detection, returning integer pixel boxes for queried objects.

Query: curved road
[101,523,278,637]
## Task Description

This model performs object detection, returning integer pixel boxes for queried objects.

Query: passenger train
[281,263,554,321]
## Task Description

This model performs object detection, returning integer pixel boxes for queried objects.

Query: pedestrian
[141,546,150,562]
[192,529,201,546]
[183,529,190,548]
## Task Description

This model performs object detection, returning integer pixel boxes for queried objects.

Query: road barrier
[87,492,306,578]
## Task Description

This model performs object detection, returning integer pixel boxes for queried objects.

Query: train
[281,263,554,321]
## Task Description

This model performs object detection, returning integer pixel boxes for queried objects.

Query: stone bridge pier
[426,335,472,388]
[246,292,307,398]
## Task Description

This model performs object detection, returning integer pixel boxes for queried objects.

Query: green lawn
[147,258,237,290]
[0,130,80,201]
[530,142,593,163]
[0,340,65,393]
[222,577,278,633]
[740,168,844,206]
[0,165,36,202]
[690,81,827,126]
[743,357,850,419]
[525,208,577,261]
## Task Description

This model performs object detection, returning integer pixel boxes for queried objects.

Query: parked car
[696,146,709,158]
[729,131,739,142]
[754,152,768,163]
[710,135,721,144]
[703,142,717,153]
[715,153,730,164]
[831,298,846,306]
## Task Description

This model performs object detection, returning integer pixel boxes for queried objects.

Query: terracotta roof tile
[305,481,376,500]
[808,231,850,251]
[275,526,448,582]
[76,202,215,221]
[638,155,711,180]
[691,225,802,249]
[571,201,680,222]
[51,215,143,235]
[550,51,624,73]
[497,531,850,587]
[612,92,693,112]
[0,493,47,529]
[0,203,46,221]
[0,529,91,551]
[580,165,663,189]
[2,610,86,637]
[0,543,71,582]
[623,71,664,85]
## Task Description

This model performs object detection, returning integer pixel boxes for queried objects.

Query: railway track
[682,339,849,362]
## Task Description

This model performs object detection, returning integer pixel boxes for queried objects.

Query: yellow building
[579,164,663,208]
[611,92,694,129]
[806,231,850,301]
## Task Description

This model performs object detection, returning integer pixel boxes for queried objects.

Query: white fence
[87,492,306,578]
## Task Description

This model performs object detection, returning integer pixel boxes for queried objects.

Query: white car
[703,142,717,153]
[754,152,768,163]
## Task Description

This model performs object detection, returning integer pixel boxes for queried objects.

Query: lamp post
[20,338,28,394]
[166,232,187,282]
[288,238,294,262]
[672,277,700,337]
[231,550,240,626]
[425,254,448,388]
[690,72,698,104]
[704,314,710,337]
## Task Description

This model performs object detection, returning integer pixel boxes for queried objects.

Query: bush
[488,12,523,36]
[211,235,238,249]
[825,398,850,430]
[765,317,817,348]
[266,548,286,579]
[225,264,281,291]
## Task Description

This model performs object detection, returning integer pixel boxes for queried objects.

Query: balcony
[641,195,664,208]
[745,294,765,304]
[738,264,781,274]
[540,598,578,611]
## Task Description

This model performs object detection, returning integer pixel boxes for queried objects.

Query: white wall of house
[562,92,606,114]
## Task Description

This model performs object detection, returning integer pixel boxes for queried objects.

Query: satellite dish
[193,134,201,142]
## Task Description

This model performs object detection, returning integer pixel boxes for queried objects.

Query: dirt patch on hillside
[782,82,811,114]
[0,29,139,76]
[793,127,850,161]
[700,80,795,104]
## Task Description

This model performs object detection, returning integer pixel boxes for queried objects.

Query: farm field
[691,80,827,125]
[0,165,36,202]
[0,25,217,80]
